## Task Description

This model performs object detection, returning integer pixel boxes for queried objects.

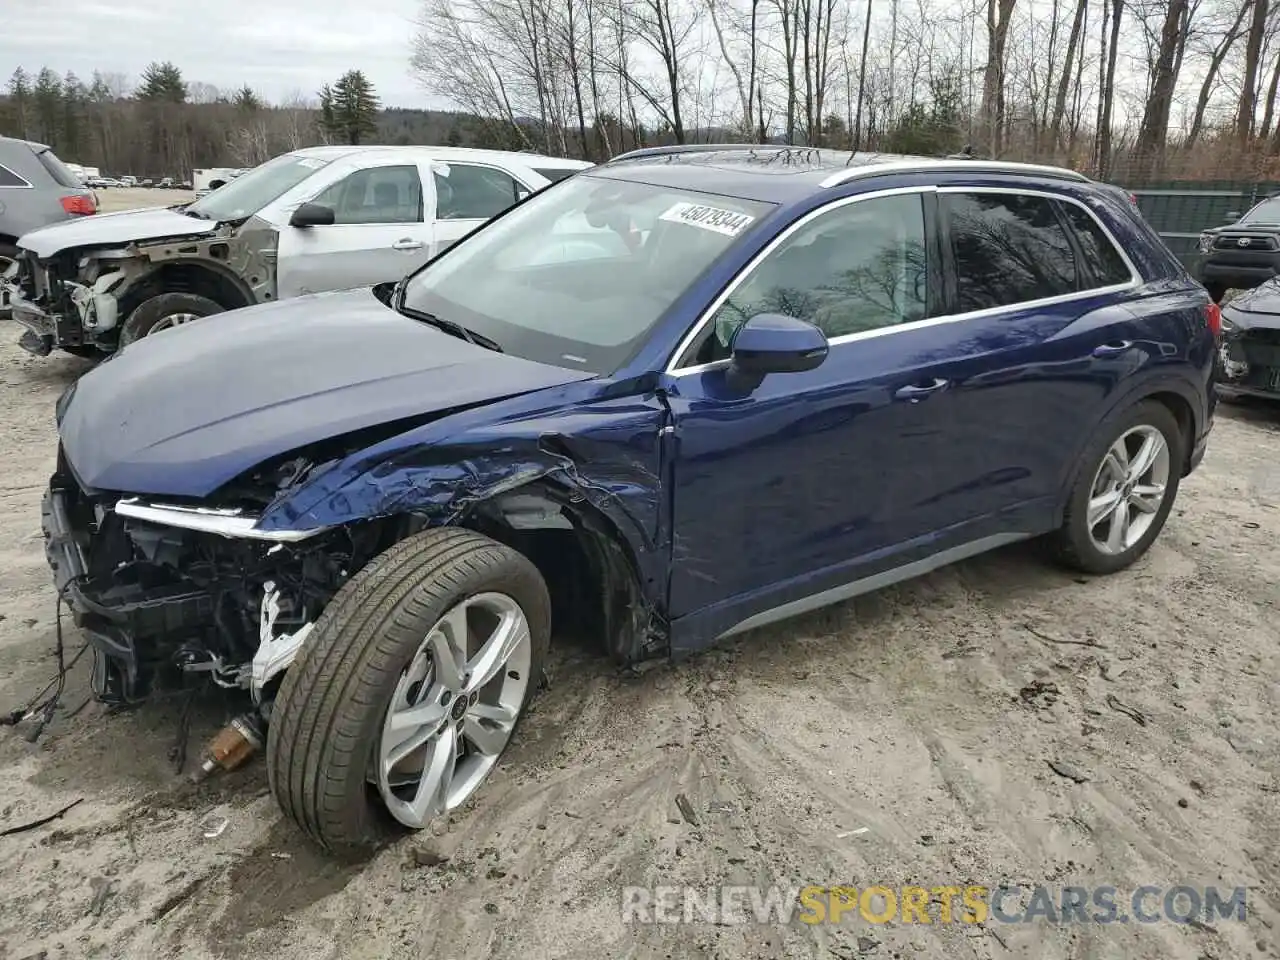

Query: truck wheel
[266,527,551,856]
[1050,400,1184,575]
[119,292,224,347]
[0,242,17,275]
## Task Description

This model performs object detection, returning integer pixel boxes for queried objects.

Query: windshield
[186,153,329,221]
[1242,197,1280,224]
[402,175,772,373]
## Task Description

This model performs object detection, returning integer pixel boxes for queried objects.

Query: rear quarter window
[34,148,83,188]
[532,167,581,184]
[1058,202,1135,288]
[0,163,29,187]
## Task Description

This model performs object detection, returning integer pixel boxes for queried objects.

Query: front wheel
[1051,400,1184,575]
[119,292,224,347]
[266,527,551,856]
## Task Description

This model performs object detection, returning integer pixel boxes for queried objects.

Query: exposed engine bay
[6,215,276,357]
[43,450,381,709]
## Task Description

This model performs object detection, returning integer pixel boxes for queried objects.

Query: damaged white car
[3,145,590,358]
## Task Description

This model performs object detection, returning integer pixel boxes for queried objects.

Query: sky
[1,0,448,108]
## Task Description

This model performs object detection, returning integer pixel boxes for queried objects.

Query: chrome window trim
[115,498,331,542]
[666,184,1141,377]
[818,159,1089,189]
[0,163,33,189]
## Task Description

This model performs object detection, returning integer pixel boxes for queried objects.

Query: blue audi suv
[41,146,1217,854]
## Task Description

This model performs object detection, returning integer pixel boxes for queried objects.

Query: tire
[0,242,17,278]
[119,292,224,347]
[266,527,551,857]
[1051,399,1185,575]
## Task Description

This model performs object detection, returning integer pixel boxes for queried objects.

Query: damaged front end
[41,450,384,708]
[8,217,276,358]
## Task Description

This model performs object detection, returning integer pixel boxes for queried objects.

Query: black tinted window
[1059,202,1132,288]
[34,148,82,188]
[0,164,28,187]
[944,193,1077,312]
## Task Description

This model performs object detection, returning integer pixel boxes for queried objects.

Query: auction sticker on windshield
[659,202,756,237]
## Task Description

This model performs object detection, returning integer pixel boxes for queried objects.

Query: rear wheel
[266,528,551,856]
[119,292,224,347]
[1051,400,1184,575]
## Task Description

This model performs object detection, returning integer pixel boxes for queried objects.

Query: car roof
[290,144,592,168]
[584,145,1090,204]
[0,134,50,152]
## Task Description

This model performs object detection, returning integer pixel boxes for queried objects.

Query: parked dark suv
[1194,194,1280,302]
[42,146,1217,855]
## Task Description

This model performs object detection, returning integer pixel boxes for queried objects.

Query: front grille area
[1216,234,1279,251]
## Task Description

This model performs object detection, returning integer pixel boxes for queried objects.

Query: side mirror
[290,202,335,228]
[727,313,828,390]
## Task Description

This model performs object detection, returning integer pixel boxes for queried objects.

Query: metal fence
[1117,180,1280,268]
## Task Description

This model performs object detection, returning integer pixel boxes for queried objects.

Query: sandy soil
[94,188,196,214]
[1,320,1279,959]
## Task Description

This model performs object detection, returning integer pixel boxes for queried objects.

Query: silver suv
[0,136,97,275]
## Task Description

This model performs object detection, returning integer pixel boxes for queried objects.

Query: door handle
[1092,340,1132,357]
[893,378,949,401]
[391,239,424,251]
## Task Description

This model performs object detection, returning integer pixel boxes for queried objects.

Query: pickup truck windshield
[402,174,773,374]
[185,154,329,222]
[1241,198,1280,225]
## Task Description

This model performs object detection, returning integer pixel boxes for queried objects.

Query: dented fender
[255,390,674,610]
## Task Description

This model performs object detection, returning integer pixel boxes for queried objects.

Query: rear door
[923,187,1146,527]
[430,162,533,255]
[275,158,435,298]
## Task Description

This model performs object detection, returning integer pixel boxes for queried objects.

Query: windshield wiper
[395,303,502,352]
[181,206,210,219]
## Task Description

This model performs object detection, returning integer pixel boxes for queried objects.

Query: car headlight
[1198,232,1215,254]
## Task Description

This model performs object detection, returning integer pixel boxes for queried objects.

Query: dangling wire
[2,578,91,741]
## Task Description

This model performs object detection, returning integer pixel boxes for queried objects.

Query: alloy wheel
[149,312,204,333]
[1086,424,1171,556]
[374,591,532,828]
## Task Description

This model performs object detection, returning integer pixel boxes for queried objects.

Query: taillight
[60,195,96,216]
[1205,302,1221,337]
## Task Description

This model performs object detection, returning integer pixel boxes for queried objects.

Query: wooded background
[2,0,1279,184]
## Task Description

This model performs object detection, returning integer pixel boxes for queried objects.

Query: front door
[661,188,984,633]
[276,160,435,299]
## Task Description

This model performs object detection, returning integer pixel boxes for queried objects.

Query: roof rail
[605,143,783,164]
[819,158,1090,188]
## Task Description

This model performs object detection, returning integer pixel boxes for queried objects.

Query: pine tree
[234,85,262,112]
[62,72,85,157]
[137,61,187,104]
[32,68,63,146]
[318,70,380,145]
[6,68,31,138]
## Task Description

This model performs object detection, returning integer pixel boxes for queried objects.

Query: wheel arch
[121,258,255,317]
[455,479,666,664]
[1052,374,1203,525]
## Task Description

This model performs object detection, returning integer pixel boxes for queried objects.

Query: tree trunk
[1260,43,1280,139]
[1049,0,1088,151]
[854,0,873,150]
[1134,0,1189,166]
[1187,0,1252,145]
[1236,0,1270,141]
[979,0,1017,156]
[1095,0,1123,178]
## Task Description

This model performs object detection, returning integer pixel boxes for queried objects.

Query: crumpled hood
[1224,278,1280,319]
[59,288,595,497]
[19,206,221,258]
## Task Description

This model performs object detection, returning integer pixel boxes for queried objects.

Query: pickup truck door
[275,157,437,299]
[430,161,533,256]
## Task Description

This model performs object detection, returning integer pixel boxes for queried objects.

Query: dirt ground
[1,289,1279,960]
[92,187,196,214]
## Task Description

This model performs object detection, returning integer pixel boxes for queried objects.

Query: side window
[435,164,522,220]
[943,192,1077,313]
[696,192,929,361]
[312,165,423,224]
[0,164,28,187]
[1057,201,1134,288]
